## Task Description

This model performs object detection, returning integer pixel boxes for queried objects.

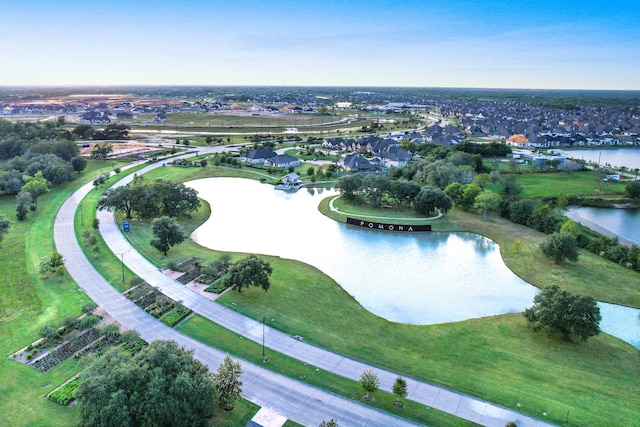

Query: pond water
[188,178,639,347]
[558,148,640,170]
[571,206,640,246]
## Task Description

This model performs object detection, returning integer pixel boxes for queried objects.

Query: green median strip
[177,314,480,427]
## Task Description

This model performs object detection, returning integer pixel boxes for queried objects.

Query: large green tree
[98,186,135,218]
[90,142,113,160]
[523,285,601,341]
[413,186,452,216]
[150,216,187,255]
[539,232,579,264]
[75,340,217,427]
[474,190,502,221]
[625,181,640,199]
[362,174,391,207]
[388,180,420,210]
[21,170,49,210]
[225,255,273,293]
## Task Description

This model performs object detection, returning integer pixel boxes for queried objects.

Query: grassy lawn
[515,171,627,197]
[0,159,127,426]
[116,167,639,427]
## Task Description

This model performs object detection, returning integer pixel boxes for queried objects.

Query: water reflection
[188,178,538,325]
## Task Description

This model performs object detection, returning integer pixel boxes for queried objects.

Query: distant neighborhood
[2,88,639,151]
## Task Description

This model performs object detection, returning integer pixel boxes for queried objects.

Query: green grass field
[0,159,127,426]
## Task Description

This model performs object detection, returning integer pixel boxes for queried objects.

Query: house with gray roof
[239,147,277,164]
[265,154,301,168]
[338,153,374,171]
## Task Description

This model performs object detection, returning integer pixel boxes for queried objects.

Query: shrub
[81,302,98,314]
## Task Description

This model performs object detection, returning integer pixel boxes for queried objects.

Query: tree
[319,420,338,427]
[90,142,113,160]
[76,340,217,427]
[49,251,64,273]
[21,170,49,210]
[225,255,273,293]
[92,217,100,231]
[414,187,452,216]
[38,255,51,278]
[523,285,601,341]
[362,174,391,207]
[474,190,502,221]
[392,377,408,406]
[459,183,482,210]
[72,124,94,139]
[155,180,201,218]
[625,181,640,199]
[540,232,579,264]
[150,216,187,255]
[389,180,420,210]
[15,191,33,221]
[556,193,569,213]
[98,186,135,218]
[334,174,363,201]
[560,219,581,236]
[214,354,243,411]
[359,370,379,400]
[71,156,87,172]
[0,214,9,248]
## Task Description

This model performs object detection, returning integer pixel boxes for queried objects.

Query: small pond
[188,178,639,347]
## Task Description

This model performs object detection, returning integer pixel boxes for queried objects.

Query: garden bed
[160,306,192,327]
[47,375,82,406]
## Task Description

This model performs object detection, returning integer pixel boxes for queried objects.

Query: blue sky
[1,0,638,89]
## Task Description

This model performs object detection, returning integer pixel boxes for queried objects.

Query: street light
[119,249,130,282]
[262,315,266,359]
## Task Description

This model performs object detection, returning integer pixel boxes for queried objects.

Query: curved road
[56,152,556,427]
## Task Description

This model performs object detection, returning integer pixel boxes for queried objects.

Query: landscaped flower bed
[32,328,101,372]
[47,375,82,406]
[160,306,192,327]
[204,280,231,294]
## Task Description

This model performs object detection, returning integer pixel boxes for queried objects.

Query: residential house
[375,148,412,168]
[265,154,301,168]
[239,147,277,164]
[152,113,167,124]
[338,153,374,171]
[80,111,111,124]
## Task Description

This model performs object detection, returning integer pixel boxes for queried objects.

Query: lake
[570,206,640,246]
[188,178,639,347]
[558,147,640,170]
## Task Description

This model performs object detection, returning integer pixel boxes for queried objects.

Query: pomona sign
[346,217,431,232]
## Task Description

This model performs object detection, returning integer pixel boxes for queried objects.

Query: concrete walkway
[58,153,556,427]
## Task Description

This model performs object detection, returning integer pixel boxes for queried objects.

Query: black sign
[346,217,431,232]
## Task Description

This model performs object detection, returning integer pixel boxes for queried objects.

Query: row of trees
[72,123,130,140]
[98,178,201,220]
[334,173,453,216]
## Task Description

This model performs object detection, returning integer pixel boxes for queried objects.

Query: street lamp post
[262,316,266,359]
[120,250,130,282]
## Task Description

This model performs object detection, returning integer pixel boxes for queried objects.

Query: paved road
[58,153,556,427]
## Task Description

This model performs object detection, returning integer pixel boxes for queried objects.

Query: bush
[81,302,98,314]
[540,232,579,264]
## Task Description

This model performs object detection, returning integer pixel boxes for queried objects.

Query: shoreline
[565,207,638,247]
